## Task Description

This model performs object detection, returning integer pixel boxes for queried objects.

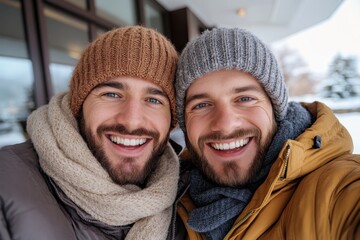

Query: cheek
[153,110,172,136]
[251,105,275,140]
[82,103,109,132]
[185,114,206,147]
[255,107,272,124]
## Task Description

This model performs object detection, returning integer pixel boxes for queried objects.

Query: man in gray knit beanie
[175,27,360,240]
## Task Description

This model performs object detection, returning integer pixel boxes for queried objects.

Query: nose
[210,104,242,135]
[115,99,145,131]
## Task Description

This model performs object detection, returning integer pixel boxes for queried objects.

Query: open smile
[106,134,153,158]
[210,137,250,151]
[109,136,148,146]
[205,136,253,159]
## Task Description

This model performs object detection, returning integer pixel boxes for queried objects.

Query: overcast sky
[273,0,360,75]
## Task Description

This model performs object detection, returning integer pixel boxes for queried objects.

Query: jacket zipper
[280,144,291,179]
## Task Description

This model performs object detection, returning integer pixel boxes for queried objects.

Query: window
[0,0,33,146]
[95,0,137,26]
[63,0,86,9]
[145,0,165,33]
[45,6,89,94]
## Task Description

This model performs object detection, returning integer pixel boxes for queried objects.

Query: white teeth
[211,138,249,150]
[110,136,147,146]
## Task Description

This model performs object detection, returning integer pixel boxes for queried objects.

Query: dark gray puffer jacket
[0,141,186,240]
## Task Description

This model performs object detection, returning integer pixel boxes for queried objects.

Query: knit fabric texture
[69,26,178,128]
[176,27,288,131]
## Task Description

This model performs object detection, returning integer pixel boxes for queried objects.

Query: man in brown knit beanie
[0,26,186,240]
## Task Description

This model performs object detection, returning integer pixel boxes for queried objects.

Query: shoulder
[0,141,44,194]
[296,153,360,217]
[321,153,360,194]
[315,153,360,181]
[308,154,360,238]
[0,140,39,168]
[302,153,360,191]
[0,141,77,239]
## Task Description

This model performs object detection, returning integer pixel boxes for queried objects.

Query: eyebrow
[94,81,167,98]
[185,93,210,106]
[185,85,264,106]
[94,81,126,90]
[146,87,168,98]
[233,85,264,94]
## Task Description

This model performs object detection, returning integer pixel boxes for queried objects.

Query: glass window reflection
[45,6,88,94]
[0,0,32,147]
[95,0,136,26]
[145,1,164,34]
[63,0,86,9]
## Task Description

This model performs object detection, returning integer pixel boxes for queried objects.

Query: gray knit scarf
[187,102,313,240]
[27,93,179,240]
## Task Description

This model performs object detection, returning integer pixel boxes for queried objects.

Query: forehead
[186,70,266,97]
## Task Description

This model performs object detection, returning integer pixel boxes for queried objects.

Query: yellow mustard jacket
[177,102,360,240]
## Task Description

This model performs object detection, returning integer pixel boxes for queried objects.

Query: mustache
[97,124,160,139]
[198,129,261,150]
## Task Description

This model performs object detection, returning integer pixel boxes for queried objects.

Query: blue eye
[104,92,119,98]
[194,103,208,109]
[239,97,253,102]
[147,98,161,104]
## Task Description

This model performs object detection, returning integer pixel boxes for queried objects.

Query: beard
[185,124,276,188]
[79,115,169,186]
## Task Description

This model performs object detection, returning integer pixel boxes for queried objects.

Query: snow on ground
[336,112,360,154]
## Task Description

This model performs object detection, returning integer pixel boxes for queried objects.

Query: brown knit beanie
[69,26,178,128]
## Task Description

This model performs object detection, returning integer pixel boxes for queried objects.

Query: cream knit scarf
[27,93,179,240]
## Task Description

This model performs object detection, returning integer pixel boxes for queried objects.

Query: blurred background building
[1,0,359,152]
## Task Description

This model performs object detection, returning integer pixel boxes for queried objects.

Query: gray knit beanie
[175,28,288,132]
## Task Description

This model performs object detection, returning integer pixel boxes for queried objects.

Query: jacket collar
[284,101,353,179]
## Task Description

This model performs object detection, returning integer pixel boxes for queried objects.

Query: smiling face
[80,76,171,185]
[184,70,276,187]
